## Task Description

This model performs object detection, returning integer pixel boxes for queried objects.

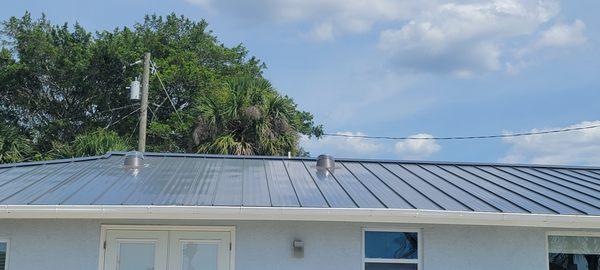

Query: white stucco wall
[0,219,564,270]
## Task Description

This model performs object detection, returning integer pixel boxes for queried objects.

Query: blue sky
[3,0,600,165]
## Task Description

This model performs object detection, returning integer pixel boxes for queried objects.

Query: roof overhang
[1,205,600,229]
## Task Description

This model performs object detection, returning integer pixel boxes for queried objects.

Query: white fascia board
[1,205,600,229]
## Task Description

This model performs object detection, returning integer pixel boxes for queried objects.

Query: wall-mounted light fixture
[292,239,304,258]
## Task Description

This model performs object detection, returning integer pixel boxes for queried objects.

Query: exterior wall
[0,219,568,270]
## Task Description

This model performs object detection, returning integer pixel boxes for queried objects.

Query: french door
[103,228,231,270]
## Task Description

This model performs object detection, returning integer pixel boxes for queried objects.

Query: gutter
[1,205,600,228]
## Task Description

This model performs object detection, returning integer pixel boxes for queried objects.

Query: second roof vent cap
[316,154,335,170]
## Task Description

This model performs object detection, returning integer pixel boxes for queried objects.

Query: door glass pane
[181,242,219,270]
[365,263,418,270]
[0,242,6,270]
[118,242,156,270]
[365,231,418,259]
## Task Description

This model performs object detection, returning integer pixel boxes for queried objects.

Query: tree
[0,12,322,163]
[193,77,321,156]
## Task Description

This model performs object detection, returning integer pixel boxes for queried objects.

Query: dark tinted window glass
[365,263,418,270]
[549,253,600,270]
[365,231,418,259]
[0,242,6,270]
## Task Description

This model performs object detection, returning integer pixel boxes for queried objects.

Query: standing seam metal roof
[1,152,600,216]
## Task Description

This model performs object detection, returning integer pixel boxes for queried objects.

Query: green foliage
[0,12,322,163]
[47,129,131,159]
[0,126,40,163]
[193,77,322,156]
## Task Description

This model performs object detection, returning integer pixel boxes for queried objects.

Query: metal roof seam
[459,166,559,214]
[261,159,274,207]
[398,163,472,211]
[494,167,600,213]
[570,170,600,182]
[240,158,246,206]
[119,157,171,205]
[528,168,600,193]
[0,163,69,204]
[56,157,126,205]
[300,160,331,208]
[417,164,503,212]
[25,158,102,204]
[587,170,600,178]
[510,167,600,201]
[209,158,226,206]
[183,157,212,206]
[142,157,188,205]
[281,159,304,207]
[326,166,360,208]
[475,166,582,214]
[436,165,531,213]
[361,163,417,209]
[85,158,137,205]
[0,165,49,189]
[340,162,388,208]
[553,169,600,186]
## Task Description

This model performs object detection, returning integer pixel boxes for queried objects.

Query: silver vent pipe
[316,154,335,169]
[123,151,145,169]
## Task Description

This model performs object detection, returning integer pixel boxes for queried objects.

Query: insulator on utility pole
[138,52,151,152]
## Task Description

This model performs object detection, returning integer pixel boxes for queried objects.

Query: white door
[168,231,230,270]
[104,230,169,270]
[104,230,230,270]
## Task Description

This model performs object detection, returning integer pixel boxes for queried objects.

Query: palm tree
[193,77,319,156]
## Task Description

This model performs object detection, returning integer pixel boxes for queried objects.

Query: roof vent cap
[316,154,335,170]
[123,151,145,169]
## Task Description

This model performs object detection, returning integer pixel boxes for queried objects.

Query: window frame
[362,227,422,270]
[0,238,9,270]
[545,231,600,270]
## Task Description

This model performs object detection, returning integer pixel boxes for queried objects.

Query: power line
[322,123,600,140]
[151,61,184,125]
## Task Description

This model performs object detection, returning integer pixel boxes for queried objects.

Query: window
[0,240,8,270]
[548,234,600,270]
[363,229,421,270]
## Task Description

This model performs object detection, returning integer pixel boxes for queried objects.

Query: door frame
[98,225,236,270]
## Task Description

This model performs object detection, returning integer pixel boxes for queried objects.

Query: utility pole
[138,52,151,152]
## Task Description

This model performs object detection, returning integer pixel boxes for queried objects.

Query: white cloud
[514,19,587,59]
[501,121,600,165]
[507,19,587,74]
[188,0,584,74]
[378,0,560,75]
[186,0,429,41]
[537,19,587,48]
[394,134,441,160]
[307,22,334,42]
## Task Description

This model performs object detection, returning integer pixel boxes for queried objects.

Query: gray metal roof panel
[423,165,524,213]
[304,161,357,208]
[475,167,584,215]
[1,152,600,216]
[184,158,222,205]
[264,159,300,207]
[284,160,328,207]
[342,162,411,209]
[332,163,384,208]
[242,159,271,207]
[380,163,466,210]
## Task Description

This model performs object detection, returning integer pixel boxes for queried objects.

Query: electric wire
[151,61,184,125]
[322,124,600,140]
